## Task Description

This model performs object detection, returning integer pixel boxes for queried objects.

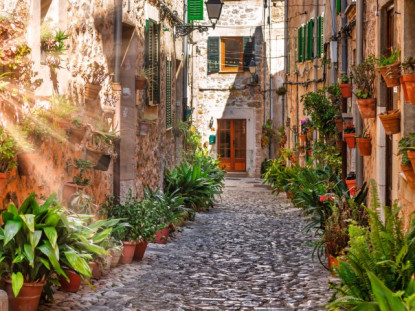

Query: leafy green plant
[343,121,356,134]
[68,190,97,214]
[398,134,415,166]
[402,56,415,74]
[0,125,17,173]
[275,86,287,96]
[339,74,350,84]
[376,48,401,67]
[72,159,93,186]
[50,93,78,119]
[351,55,376,99]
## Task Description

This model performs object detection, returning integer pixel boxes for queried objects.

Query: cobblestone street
[41,178,331,311]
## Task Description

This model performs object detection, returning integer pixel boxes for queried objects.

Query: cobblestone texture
[40,178,332,311]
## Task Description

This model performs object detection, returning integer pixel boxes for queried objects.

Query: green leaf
[92,228,112,244]
[368,271,406,311]
[39,257,51,270]
[11,272,23,298]
[7,203,19,217]
[19,214,35,233]
[19,193,36,214]
[44,213,60,227]
[75,242,106,256]
[23,244,34,267]
[43,227,58,250]
[4,219,22,246]
[38,241,64,276]
[64,250,92,277]
[1,212,15,223]
[29,230,42,251]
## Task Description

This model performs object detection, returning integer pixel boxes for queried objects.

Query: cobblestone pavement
[41,178,332,311]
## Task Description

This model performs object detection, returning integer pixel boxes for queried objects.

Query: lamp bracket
[174,24,212,38]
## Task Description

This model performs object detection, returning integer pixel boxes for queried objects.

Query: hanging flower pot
[357,98,376,119]
[307,149,312,157]
[335,118,343,132]
[17,152,38,176]
[52,117,71,129]
[345,179,357,196]
[120,241,136,264]
[134,241,149,261]
[343,133,356,149]
[407,150,415,171]
[379,110,400,135]
[135,76,148,90]
[62,182,86,204]
[85,146,105,167]
[339,83,352,98]
[68,126,87,144]
[299,134,306,143]
[59,268,82,293]
[401,164,415,191]
[85,82,102,102]
[5,279,45,311]
[154,226,170,244]
[94,154,111,171]
[403,74,415,105]
[307,127,313,140]
[356,137,372,156]
[401,77,409,102]
[378,62,401,87]
[0,172,10,196]
[290,156,297,164]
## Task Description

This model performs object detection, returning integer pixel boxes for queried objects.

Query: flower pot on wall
[94,154,111,171]
[344,133,356,149]
[134,241,149,261]
[401,164,415,191]
[85,146,105,167]
[379,110,400,135]
[407,150,415,171]
[403,74,415,105]
[339,83,352,98]
[68,126,87,144]
[378,62,401,87]
[85,83,102,101]
[335,119,343,132]
[345,179,357,196]
[0,172,10,196]
[401,77,409,102]
[120,241,136,264]
[5,280,45,311]
[62,182,86,204]
[356,137,372,156]
[299,134,306,143]
[17,152,38,176]
[135,76,148,90]
[357,98,376,119]
[307,127,313,140]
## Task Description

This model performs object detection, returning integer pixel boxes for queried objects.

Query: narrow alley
[41,178,331,311]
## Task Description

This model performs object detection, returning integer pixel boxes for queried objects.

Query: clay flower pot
[102,254,112,274]
[135,76,148,90]
[378,62,401,87]
[286,192,293,199]
[120,241,136,264]
[401,77,409,102]
[5,280,45,311]
[289,156,297,164]
[85,82,102,101]
[90,261,101,280]
[357,98,376,119]
[356,137,372,156]
[343,133,356,149]
[0,172,10,196]
[68,126,87,144]
[110,251,121,268]
[407,150,415,171]
[379,110,400,135]
[85,146,105,167]
[401,164,415,191]
[52,117,71,129]
[62,182,86,204]
[307,149,312,157]
[335,118,343,132]
[59,268,82,293]
[134,241,149,261]
[299,134,306,143]
[339,83,352,98]
[154,227,170,244]
[345,179,357,196]
[17,152,38,176]
[403,74,415,105]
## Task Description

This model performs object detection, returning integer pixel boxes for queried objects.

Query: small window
[221,37,243,72]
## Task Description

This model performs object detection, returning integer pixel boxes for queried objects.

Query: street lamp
[174,0,224,38]
[248,57,258,84]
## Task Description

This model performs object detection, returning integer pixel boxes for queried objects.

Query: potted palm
[63,159,93,204]
[343,121,356,149]
[0,126,17,195]
[351,56,377,119]
[356,127,372,156]
[402,56,415,104]
[378,109,400,135]
[376,48,401,87]
[339,74,352,98]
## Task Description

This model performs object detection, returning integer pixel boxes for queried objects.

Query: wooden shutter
[297,27,302,63]
[188,0,204,21]
[207,37,220,73]
[318,16,324,58]
[243,36,255,71]
[166,59,172,129]
[306,19,314,61]
[145,20,160,106]
[336,0,341,14]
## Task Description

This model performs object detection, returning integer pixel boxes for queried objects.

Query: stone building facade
[190,0,285,177]
[0,0,185,207]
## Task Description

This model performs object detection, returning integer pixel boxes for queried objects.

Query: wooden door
[217,119,246,172]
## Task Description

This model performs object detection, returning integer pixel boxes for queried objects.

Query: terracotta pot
[85,146,105,167]
[378,62,401,87]
[307,149,312,157]
[335,118,343,132]
[401,77,409,102]
[135,76,148,90]
[286,192,293,199]
[336,139,342,150]
[328,254,339,270]
[407,150,415,172]
[110,251,121,268]
[339,83,352,98]
[345,179,357,196]
[403,74,415,105]
[5,279,45,311]
[356,137,371,156]
[343,133,356,149]
[120,241,136,264]
[307,127,313,140]
[102,254,112,274]
[68,126,87,144]
[134,241,149,261]
[299,134,306,143]
[379,110,400,135]
[290,156,297,164]
[85,82,102,101]
[52,117,71,129]
[90,261,101,280]
[401,164,415,191]
[59,268,82,293]
[357,98,376,119]
[0,172,10,197]
[17,153,38,176]
[62,182,86,204]
[153,227,170,244]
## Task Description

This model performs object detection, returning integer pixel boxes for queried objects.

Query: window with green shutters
[207,37,220,73]
[297,25,305,63]
[165,59,172,129]
[336,0,341,14]
[317,16,325,58]
[306,19,314,61]
[145,19,160,106]
[188,0,204,21]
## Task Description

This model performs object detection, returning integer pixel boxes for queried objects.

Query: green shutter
[145,20,160,106]
[166,60,172,129]
[319,16,324,58]
[297,27,302,63]
[243,36,255,71]
[300,26,305,62]
[188,0,204,21]
[306,19,314,61]
[207,37,220,73]
[336,0,341,14]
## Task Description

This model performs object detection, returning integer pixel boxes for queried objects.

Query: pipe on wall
[283,0,288,128]
[331,0,336,83]
[313,0,318,92]
[182,1,188,121]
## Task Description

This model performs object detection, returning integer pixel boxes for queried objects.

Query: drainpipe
[331,0,336,83]
[355,0,364,188]
[113,0,122,198]
[269,0,274,159]
[341,0,348,181]
[263,0,267,124]
[283,0,288,127]
[182,1,188,121]
[313,0,318,92]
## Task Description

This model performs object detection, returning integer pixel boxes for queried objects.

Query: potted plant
[300,119,312,143]
[68,117,87,144]
[278,126,287,147]
[399,135,415,190]
[401,56,415,104]
[63,159,93,204]
[345,171,357,195]
[135,68,151,90]
[82,61,106,102]
[275,86,287,96]
[376,48,401,87]
[351,56,377,119]
[339,74,352,98]
[378,109,400,135]
[0,126,17,195]
[356,127,372,156]
[261,120,276,148]
[343,121,356,149]
[48,93,78,129]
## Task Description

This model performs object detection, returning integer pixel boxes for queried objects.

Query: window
[145,19,160,106]
[317,15,325,58]
[207,36,255,74]
[166,59,173,129]
[297,25,305,63]
[306,19,314,61]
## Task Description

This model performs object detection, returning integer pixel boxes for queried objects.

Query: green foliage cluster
[351,55,376,99]
[376,49,401,67]
[73,159,93,186]
[0,125,17,173]
[398,133,415,166]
